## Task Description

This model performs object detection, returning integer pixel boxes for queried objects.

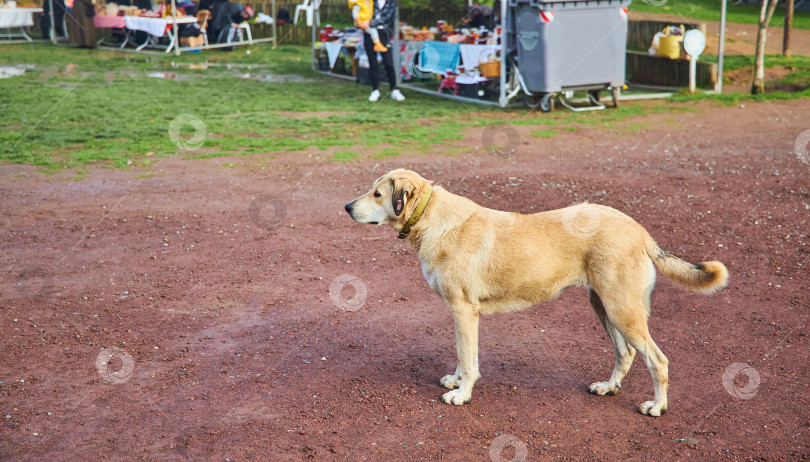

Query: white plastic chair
[294,0,321,27]
[237,22,252,45]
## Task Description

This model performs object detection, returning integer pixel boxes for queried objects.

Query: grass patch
[0,44,485,169]
[629,0,810,30]
[530,129,556,138]
[702,54,810,71]
[3,43,805,171]
[332,150,358,161]
[373,147,402,158]
[673,87,810,102]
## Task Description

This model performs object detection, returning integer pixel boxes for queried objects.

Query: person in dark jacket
[199,0,225,13]
[358,0,404,102]
[209,1,253,44]
[464,2,493,29]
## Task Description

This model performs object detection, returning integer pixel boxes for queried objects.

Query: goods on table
[315,22,503,101]
[1,1,40,7]
[94,2,188,18]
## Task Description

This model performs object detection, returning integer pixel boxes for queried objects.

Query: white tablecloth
[0,8,43,28]
[124,16,171,37]
[459,44,498,72]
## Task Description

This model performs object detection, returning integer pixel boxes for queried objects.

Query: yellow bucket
[658,36,682,60]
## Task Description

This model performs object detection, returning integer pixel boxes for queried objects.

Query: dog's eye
[373,191,381,198]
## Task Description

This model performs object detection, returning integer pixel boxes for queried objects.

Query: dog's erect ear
[391,177,414,216]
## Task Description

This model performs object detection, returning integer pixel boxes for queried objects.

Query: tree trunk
[784,0,794,58]
[751,0,779,95]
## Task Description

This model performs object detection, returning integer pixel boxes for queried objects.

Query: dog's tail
[645,237,728,294]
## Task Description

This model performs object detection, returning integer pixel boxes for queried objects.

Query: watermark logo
[249,194,287,231]
[329,274,367,312]
[95,347,136,384]
[561,203,601,239]
[15,266,53,298]
[406,43,442,79]
[489,434,528,462]
[482,124,520,158]
[722,362,760,399]
[168,114,208,151]
[794,129,810,165]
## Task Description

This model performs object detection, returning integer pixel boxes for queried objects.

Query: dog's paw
[441,389,471,406]
[440,374,461,390]
[588,381,619,396]
[639,400,667,417]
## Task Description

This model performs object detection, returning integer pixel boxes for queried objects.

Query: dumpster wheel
[526,93,555,112]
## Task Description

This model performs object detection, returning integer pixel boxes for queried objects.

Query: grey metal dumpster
[507,0,630,111]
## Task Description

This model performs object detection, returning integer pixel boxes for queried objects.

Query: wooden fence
[626,51,717,88]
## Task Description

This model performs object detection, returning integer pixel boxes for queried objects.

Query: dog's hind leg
[587,288,636,397]
[441,302,481,405]
[602,294,669,417]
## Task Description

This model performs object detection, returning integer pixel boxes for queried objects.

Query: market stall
[0,2,44,42]
[312,7,512,107]
[76,0,278,54]
[312,0,632,110]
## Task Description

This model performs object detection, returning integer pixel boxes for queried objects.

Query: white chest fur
[420,259,443,296]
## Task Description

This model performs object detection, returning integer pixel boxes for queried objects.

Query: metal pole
[172,0,179,55]
[689,55,697,93]
[49,0,56,43]
[312,2,317,71]
[498,0,507,107]
[394,3,400,88]
[272,0,277,46]
[716,0,726,93]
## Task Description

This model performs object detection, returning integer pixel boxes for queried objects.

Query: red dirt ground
[2,99,809,460]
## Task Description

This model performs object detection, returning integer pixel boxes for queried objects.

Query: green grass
[1,43,808,170]
[701,54,810,70]
[530,129,556,138]
[332,150,359,161]
[373,147,403,158]
[0,44,485,169]
[672,86,810,102]
[629,0,810,30]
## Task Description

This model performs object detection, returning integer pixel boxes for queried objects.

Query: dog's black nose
[345,202,353,214]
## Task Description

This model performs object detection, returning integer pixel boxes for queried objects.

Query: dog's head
[344,169,430,229]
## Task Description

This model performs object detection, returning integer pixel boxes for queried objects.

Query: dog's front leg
[441,304,481,405]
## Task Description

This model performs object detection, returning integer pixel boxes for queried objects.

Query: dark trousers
[363,28,397,92]
[41,0,66,38]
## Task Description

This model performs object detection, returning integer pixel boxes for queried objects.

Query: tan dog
[344,169,728,416]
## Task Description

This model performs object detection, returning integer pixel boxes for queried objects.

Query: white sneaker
[391,89,405,101]
[368,89,380,102]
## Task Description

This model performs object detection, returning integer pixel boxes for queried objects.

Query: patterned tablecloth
[94,14,126,29]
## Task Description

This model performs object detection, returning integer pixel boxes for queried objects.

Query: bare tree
[752,0,779,94]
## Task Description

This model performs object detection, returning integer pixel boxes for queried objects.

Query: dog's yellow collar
[397,185,432,239]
